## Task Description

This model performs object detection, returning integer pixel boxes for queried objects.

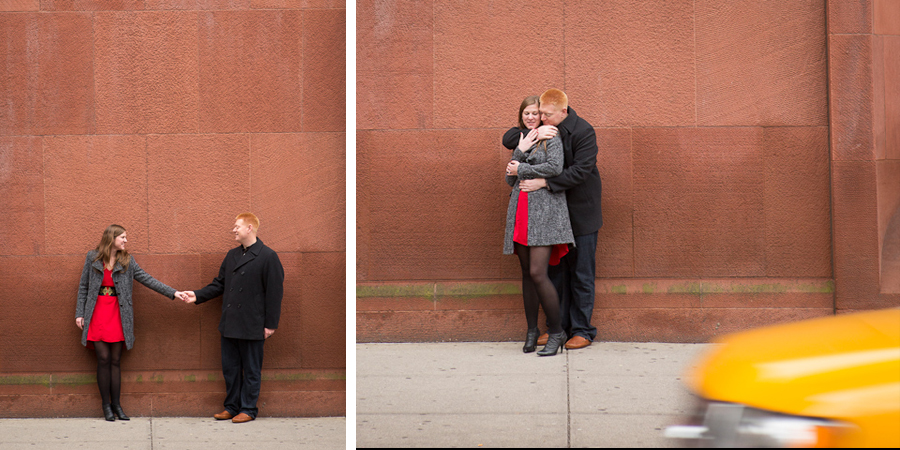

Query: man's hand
[264,328,276,339]
[183,291,197,304]
[519,178,547,192]
[536,125,558,140]
[506,160,520,177]
[75,317,84,330]
[174,291,188,302]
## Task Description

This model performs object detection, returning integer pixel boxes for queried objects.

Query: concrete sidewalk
[357,341,713,448]
[0,416,346,449]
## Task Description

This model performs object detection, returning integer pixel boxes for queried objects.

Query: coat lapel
[232,239,264,271]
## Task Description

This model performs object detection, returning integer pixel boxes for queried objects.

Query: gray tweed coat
[76,250,177,350]
[503,135,575,254]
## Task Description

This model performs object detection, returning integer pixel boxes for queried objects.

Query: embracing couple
[502,88,603,356]
[75,213,284,422]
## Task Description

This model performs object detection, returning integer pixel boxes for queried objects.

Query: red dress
[513,191,569,265]
[86,267,125,344]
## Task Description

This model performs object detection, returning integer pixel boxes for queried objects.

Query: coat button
[227,303,231,308]
[241,271,245,275]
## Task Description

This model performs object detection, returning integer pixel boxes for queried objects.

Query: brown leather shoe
[536,333,549,346]
[213,410,233,420]
[232,413,255,423]
[565,335,592,350]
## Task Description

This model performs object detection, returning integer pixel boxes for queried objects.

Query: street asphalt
[357,341,714,448]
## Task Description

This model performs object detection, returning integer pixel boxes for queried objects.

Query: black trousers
[548,231,599,341]
[221,336,265,418]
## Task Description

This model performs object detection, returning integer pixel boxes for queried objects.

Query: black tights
[515,244,562,334]
[94,341,123,406]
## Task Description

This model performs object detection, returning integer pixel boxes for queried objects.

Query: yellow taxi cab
[665,308,900,447]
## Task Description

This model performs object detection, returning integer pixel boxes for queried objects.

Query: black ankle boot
[102,403,116,421]
[523,327,540,353]
[537,331,566,356]
[111,403,130,420]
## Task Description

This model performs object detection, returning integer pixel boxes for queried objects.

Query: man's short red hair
[236,212,260,230]
[539,88,568,111]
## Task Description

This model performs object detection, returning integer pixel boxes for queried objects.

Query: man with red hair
[186,213,284,422]
[502,89,603,350]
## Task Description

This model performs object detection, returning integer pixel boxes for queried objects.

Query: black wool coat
[503,106,603,236]
[194,238,284,340]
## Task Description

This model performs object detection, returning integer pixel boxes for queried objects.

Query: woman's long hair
[93,224,131,269]
[517,96,547,153]
[517,95,540,129]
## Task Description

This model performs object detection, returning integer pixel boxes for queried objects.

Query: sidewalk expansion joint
[566,350,572,448]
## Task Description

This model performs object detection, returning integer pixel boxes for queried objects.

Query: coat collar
[90,251,125,273]
[558,106,579,136]
[232,238,265,270]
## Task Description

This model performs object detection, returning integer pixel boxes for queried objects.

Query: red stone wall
[357,0,899,342]
[0,1,345,417]
[830,0,900,303]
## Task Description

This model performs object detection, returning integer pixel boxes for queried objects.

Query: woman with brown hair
[75,224,188,421]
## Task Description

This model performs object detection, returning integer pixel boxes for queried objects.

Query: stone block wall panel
[566,0,696,127]
[831,161,882,307]
[356,0,434,130]
[0,1,39,12]
[198,10,303,133]
[695,0,827,127]
[632,127,766,278]
[829,34,876,161]
[297,251,346,369]
[146,133,251,254]
[0,137,45,256]
[357,129,510,281]
[0,12,94,136]
[432,0,566,129]
[302,8,346,132]
[762,127,833,277]
[829,0,872,34]
[875,0,900,35]
[93,11,200,134]
[596,128,634,278]
[251,133,346,254]
[884,36,900,160]
[42,135,150,256]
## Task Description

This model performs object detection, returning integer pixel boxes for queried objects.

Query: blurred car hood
[687,308,900,419]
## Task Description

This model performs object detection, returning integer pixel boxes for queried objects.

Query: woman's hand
[517,128,539,151]
[506,160,520,177]
[76,317,84,330]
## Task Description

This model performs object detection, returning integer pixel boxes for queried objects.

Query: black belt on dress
[99,285,118,296]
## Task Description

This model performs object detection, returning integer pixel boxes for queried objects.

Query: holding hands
[177,291,197,304]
